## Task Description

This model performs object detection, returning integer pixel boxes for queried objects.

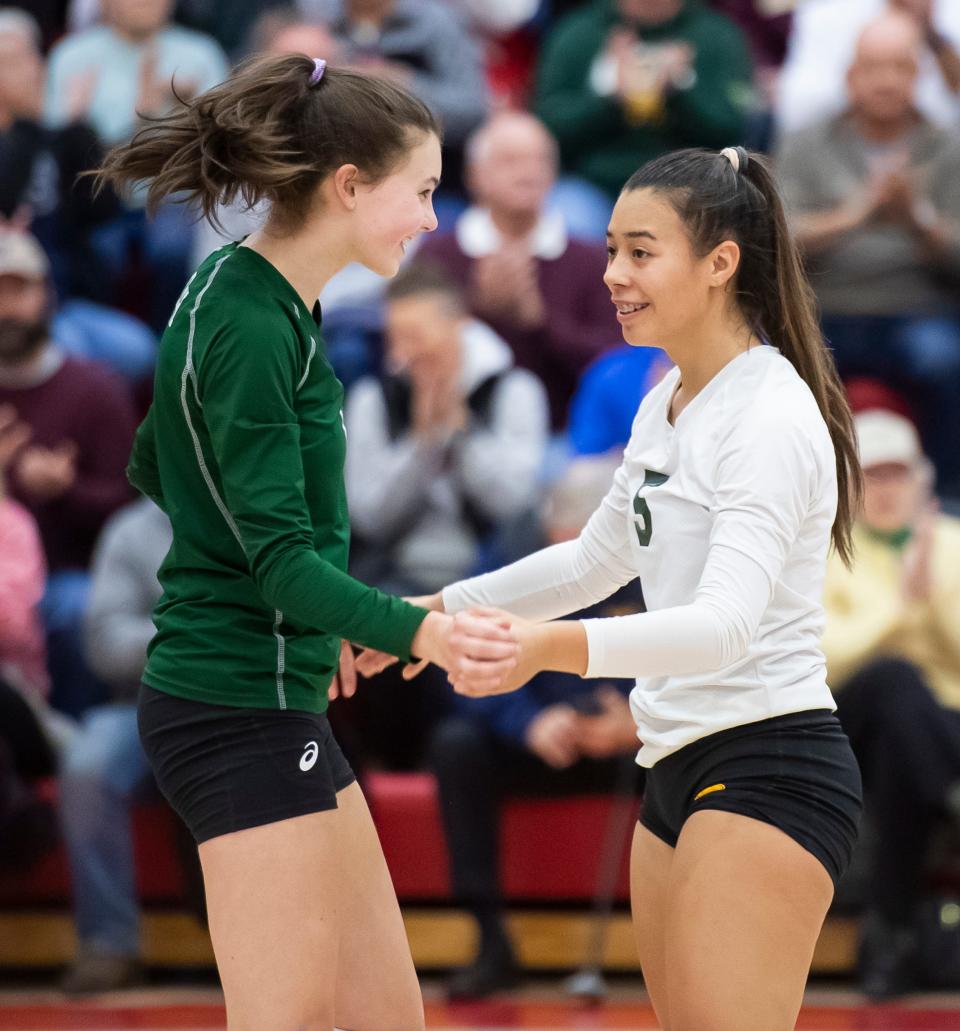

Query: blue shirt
[569,345,671,456]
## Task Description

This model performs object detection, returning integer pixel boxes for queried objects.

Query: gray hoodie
[345,319,549,592]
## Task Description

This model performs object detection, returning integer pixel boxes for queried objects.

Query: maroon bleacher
[0,773,634,907]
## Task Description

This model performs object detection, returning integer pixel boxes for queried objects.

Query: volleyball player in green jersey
[95,55,519,1031]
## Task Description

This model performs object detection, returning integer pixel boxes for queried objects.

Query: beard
[0,318,49,365]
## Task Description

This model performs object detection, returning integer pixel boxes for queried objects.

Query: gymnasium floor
[2,983,960,1030]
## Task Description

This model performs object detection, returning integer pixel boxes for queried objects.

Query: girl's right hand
[409,610,519,691]
[354,593,447,678]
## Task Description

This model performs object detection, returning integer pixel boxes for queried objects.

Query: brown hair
[93,53,441,231]
[385,261,465,313]
[624,147,862,566]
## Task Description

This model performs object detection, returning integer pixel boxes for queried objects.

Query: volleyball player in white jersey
[363,145,864,1029]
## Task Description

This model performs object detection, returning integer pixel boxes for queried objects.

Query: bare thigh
[664,810,834,1031]
[630,822,675,1031]
[198,787,424,1031]
[331,782,424,1031]
[199,809,343,1031]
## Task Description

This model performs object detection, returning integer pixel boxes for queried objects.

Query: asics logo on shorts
[300,740,319,772]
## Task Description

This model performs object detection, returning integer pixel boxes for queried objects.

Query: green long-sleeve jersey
[127,242,428,712]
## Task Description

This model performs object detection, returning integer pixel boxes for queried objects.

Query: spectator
[429,455,644,999]
[0,231,136,716]
[59,497,172,995]
[777,12,960,493]
[417,111,618,429]
[337,264,548,772]
[823,409,960,1000]
[45,0,230,330]
[568,344,671,456]
[46,0,228,147]
[0,404,60,874]
[0,8,118,302]
[345,262,548,596]
[302,0,489,188]
[534,0,754,201]
[776,0,960,139]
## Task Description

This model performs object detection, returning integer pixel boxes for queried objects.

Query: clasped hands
[330,601,588,703]
[330,607,543,703]
[361,607,540,698]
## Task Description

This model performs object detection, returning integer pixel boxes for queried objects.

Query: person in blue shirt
[568,343,671,455]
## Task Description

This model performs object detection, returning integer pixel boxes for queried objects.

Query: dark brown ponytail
[624,148,862,566]
[93,53,441,231]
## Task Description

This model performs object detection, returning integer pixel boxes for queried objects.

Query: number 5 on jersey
[634,494,652,547]
[633,470,669,548]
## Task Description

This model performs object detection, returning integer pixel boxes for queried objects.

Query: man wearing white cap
[822,408,960,1000]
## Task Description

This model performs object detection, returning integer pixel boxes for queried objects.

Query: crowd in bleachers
[0,0,959,1004]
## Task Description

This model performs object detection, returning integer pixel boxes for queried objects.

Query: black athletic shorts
[640,709,862,887]
[137,684,356,844]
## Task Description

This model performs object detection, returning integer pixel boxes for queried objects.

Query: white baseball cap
[0,232,49,281]
[855,409,922,469]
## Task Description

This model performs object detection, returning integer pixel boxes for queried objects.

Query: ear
[708,239,741,289]
[331,164,361,211]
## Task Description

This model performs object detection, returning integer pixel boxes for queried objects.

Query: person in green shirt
[94,53,519,1031]
[535,0,755,200]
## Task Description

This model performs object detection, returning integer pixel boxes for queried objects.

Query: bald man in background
[777,0,960,136]
[777,11,960,495]
[416,111,618,430]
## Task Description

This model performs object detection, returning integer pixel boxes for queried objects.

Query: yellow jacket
[822,517,960,709]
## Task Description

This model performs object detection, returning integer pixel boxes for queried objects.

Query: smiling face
[603,187,739,350]
[350,130,441,277]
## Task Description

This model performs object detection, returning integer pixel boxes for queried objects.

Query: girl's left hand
[327,640,357,701]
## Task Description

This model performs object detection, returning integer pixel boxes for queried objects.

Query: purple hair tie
[309,58,327,85]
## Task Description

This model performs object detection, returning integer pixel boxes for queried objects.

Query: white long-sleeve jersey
[443,345,839,767]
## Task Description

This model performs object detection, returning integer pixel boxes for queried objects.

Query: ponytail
[93,53,440,231]
[624,148,862,566]
[740,155,861,566]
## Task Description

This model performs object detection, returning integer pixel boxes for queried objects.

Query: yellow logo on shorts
[694,783,726,801]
